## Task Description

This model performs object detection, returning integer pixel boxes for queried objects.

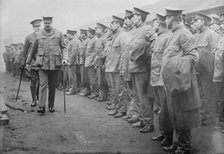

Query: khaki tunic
[85,37,96,67]
[162,24,201,129]
[214,36,224,82]
[28,29,68,70]
[79,38,88,65]
[67,37,79,65]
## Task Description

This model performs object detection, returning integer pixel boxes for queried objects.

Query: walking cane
[62,61,67,113]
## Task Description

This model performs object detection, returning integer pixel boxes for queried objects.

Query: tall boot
[30,87,37,107]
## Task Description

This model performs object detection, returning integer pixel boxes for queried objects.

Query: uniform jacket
[22,32,38,69]
[85,36,96,67]
[67,37,79,65]
[94,34,106,67]
[162,23,201,111]
[150,30,171,87]
[194,27,219,75]
[128,23,152,73]
[105,28,123,73]
[213,36,224,82]
[27,28,68,70]
[79,38,88,65]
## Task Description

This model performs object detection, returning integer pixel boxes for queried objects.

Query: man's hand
[62,60,69,65]
[25,64,31,72]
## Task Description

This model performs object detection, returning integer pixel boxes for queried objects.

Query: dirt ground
[0,70,224,154]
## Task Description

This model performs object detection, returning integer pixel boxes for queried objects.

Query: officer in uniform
[150,13,174,146]
[26,17,68,114]
[21,19,42,107]
[162,8,201,153]
[66,30,80,95]
[94,23,108,101]
[213,14,224,132]
[78,29,90,96]
[85,27,98,99]
[127,7,154,133]
[105,16,124,115]
[193,12,219,125]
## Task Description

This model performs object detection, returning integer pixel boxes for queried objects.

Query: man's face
[194,19,204,30]
[105,28,113,38]
[44,22,52,30]
[153,20,160,32]
[210,23,219,31]
[33,25,41,32]
[111,21,119,32]
[165,15,173,29]
[131,14,140,26]
[96,27,103,35]
[124,17,133,28]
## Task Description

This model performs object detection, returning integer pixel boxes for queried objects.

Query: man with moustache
[21,19,42,107]
[162,8,200,153]
[26,17,68,114]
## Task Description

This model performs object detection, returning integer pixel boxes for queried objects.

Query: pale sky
[0,0,160,43]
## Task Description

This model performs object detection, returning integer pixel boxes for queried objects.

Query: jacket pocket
[35,50,45,66]
[55,50,62,66]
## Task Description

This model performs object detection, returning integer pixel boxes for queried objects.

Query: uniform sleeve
[208,31,219,53]
[59,32,68,61]
[21,36,29,64]
[181,31,199,65]
[26,39,38,64]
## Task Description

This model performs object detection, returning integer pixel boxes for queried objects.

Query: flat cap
[124,10,133,19]
[66,30,77,36]
[80,29,87,35]
[42,17,53,23]
[95,23,107,30]
[111,15,124,25]
[195,12,212,23]
[88,27,96,35]
[165,8,183,17]
[30,19,42,26]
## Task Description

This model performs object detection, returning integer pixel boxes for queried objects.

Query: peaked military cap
[131,7,149,21]
[165,8,183,17]
[66,30,77,36]
[210,16,220,25]
[153,12,166,21]
[88,27,96,35]
[124,10,133,19]
[30,19,42,26]
[220,14,224,22]
[195,12,212,23]
[111,15,124,25]
[80,29,87,35]
[42,17,53,23]
[95,23,107,30]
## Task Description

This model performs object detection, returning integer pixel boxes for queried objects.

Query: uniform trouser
[106,72,121,103]
[38,70,58,108]
[68,64,78,93]
[130,72,153,125]
[153,86,173,140]
[80,64,85,87]
[215,82,224,122]
[63,65,69,89]
[57,69,63,88]
[96,66,108,100]
[86,66,98,95]
[175,128,192,151]
[29,69,39,101]
[197,73,216,122]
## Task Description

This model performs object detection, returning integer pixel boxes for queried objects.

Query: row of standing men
[5,6,224,154]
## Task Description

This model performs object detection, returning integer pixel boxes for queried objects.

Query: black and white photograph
[0,0,224,153]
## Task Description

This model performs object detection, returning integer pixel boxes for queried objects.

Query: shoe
[108,110,118,116]
[49,107,55,113]
[132,121,144,128]
[106,100,112,105]
[122,115,132,121]
[37,107,45,114]
[31,100,37,107]
[88,94,98,99]
[106,104,116,110]
[139,124,154,133]
[152,135,164,141]
[127,116,139,124]
[114,112,125,118]
[174,147,190,154]
[66,91,76,95]
[163,144,177,152]
[161,138,173,147]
